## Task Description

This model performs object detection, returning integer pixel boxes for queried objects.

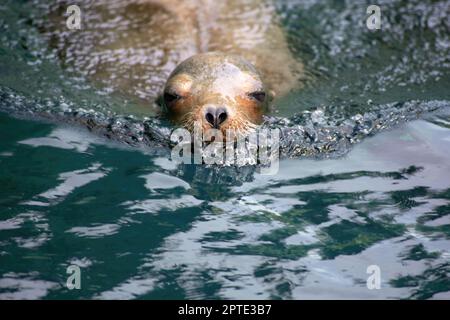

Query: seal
[163,52,268,135]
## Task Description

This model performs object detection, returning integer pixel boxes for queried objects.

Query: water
[1,112,450,299]
[1,0,450,299]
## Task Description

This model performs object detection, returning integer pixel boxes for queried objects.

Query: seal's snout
[204,105,228,129]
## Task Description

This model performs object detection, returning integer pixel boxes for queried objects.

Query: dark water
[1,0,450,299]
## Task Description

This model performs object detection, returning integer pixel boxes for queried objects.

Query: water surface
[1,113,450,299]
[1,0,450,299]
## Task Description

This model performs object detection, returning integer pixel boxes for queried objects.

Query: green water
[1,112,449,299]
[1,0,450,299]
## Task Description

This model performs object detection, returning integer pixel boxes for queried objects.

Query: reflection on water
[0,112,449,299]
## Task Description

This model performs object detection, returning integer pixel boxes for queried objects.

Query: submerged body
[153,0,304,97]
[42,0,304,120]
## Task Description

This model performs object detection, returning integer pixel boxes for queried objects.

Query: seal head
[162,52,267,135]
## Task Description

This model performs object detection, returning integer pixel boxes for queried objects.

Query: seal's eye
[248,91,266,103]
[163,92,181,105]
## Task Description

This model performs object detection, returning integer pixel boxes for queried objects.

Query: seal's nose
[205,106,228,128]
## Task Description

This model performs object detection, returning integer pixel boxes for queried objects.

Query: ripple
[124,195,203,214]
[141,172,191,191]
[21,163,109,206]
[66,223,121,239]
[0,272,58,300]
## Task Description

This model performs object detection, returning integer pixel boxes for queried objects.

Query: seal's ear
[268,90,277,102]
[266,90,276,113]
[268,90,276,102]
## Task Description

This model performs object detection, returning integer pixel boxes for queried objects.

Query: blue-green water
[1,0,450,299]
[1,112,450,299]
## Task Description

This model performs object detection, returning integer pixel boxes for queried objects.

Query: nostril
[204,106,228,128]
[205,112,215,126]
[217,108,227,125]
